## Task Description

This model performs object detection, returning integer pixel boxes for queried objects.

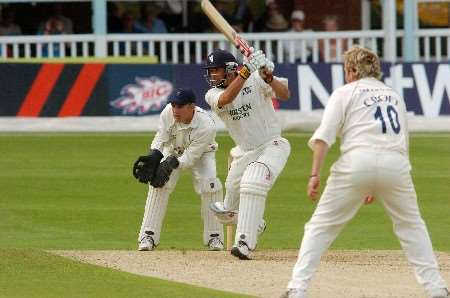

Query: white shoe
[208,236,224,251]
[231,240,251,260]
[430,288,450,298]
[138,233,155,251]
[280,288,307,298]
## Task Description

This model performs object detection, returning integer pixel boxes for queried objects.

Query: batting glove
[249,50,267,70]
[239,49,267,80]
[259,59,275,83]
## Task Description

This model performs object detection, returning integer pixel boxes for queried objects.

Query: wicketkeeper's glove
[150,156,180,188]
[132,149,164,184]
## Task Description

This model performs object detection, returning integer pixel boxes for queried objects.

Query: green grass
[0,249,251,298]
[0,133,449,297]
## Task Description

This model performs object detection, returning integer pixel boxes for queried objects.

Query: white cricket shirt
[151,105,218,169]
[205,72,288,151]
[309,77,409,155]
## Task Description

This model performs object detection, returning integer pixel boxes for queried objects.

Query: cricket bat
[201,0,253,58]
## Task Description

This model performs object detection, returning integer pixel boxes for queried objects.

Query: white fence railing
[0,34,96,59]
[106,31,387,64]
[416,29,450,62]
[0,29,449,63]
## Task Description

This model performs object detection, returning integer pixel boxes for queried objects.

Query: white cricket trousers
[287,149,447,295]
[225,137,291,249]
[139,151,223,245]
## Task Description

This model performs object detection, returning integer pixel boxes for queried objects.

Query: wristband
[309,174,319,178]
[239,65,251,80]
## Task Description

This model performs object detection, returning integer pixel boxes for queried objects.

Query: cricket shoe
[138,232,155,251]
[231,240,251,260]
[430,288,450,298]
[280,288,307,298]
[207,234,224,251]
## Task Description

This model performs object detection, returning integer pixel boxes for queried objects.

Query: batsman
[133,88,224,251]
[204,48,291,259]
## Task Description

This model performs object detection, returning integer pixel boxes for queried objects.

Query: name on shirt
[363,94,399,107]
[229,103,252,120]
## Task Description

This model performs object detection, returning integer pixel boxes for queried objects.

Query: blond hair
[343,45,381,80]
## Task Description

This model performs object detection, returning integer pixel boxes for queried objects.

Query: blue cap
[167,88,196,105]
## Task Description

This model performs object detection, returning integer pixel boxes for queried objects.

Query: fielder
[282,46,449,298]
[133,88,224,251]
[204,48,291,259]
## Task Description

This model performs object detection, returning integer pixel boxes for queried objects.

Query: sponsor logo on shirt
[229,103,252,121]
[173,146,184,156]
[242,86,252,95]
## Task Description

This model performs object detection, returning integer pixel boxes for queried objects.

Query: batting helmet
[203,49,238,88]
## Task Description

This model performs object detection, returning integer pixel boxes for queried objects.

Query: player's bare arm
[308,139,329,200]
[268,78,290,100]
[218,74,246,108]
[217,50,268,108]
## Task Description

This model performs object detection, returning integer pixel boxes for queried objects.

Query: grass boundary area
[0,249,251,298]
[0,132,449,137]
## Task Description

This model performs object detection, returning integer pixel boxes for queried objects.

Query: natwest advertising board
[0,62,449,117]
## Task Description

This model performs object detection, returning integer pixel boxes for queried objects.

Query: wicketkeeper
[133,88,224,251]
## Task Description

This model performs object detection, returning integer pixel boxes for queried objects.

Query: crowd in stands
[0,1,347,60]
[0,1,341,36]
[4,0,445,61]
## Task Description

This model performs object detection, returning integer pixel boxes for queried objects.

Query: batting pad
[200,178,224,244]
[138,186,170,245]
[235,162,271,250]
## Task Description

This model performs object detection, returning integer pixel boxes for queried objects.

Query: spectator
[212,0,253,32]
[107,2,123,33]
[255,0,288,32]
[232,0,253,32]
[212,0,234,24]
[0,8,22,57]
[283,10,314,63]
[38,3,73,34]
[231,19,244,33]
[136,4,168,34]
[148,0,182,32]
[39,18,64,35]
[117,12,144,56]
[120,12,144,33]
[0,8,22,36]
[37,17,65,57]
[319,15,347,62]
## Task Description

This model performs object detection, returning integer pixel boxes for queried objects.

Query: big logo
[110,76,173,115]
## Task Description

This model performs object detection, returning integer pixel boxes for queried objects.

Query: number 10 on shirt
[374,105,401,134]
